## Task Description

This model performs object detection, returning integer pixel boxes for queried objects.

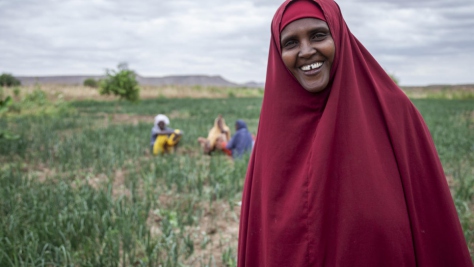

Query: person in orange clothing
[197,115,231,155]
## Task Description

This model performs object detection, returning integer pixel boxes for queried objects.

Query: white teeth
[301,62,323,71]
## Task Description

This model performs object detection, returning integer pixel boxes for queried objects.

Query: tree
[83,78,99,88]
[0,73,21,87]
[99,63,140,102]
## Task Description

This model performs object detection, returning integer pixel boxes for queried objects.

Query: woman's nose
[299,40,316,58]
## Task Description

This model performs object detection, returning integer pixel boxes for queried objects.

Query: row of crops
[1,96,473,266]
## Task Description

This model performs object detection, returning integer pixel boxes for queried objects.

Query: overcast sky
[1,0,473,86]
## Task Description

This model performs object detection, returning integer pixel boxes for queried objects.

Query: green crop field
[0,86,473,266]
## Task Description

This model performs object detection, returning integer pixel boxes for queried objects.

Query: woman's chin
[297,75,330,93]
[302,82,328,93]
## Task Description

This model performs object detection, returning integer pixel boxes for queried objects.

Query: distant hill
[243,81,265,88]
[136,75,239,87]
[16,74,263,88]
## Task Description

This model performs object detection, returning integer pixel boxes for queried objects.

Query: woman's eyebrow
[280,34,296,44]
[308,26,330,32]
[281,26,329,43]
[282,25,329,38]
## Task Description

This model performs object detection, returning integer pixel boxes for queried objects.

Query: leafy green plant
[222,247,237,267]
[99,63,140,102]
[0,96,19,140]
[83,77,99,88]
[1,87,75,117]
[12,87,20,98]
[0,95,12,115]
[0,96,473,265]
[23,88,47,106]
[0,73,21,87]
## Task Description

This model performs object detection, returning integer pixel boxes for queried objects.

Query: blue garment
[226,120,253,158]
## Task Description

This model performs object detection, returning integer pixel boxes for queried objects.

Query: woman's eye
[311,32,327,40]
[283,40,297,48]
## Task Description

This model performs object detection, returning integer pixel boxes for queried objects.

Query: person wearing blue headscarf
[226,120,253,158]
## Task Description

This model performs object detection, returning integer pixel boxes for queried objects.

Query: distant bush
[0,73,21,87]
[13,87,21,97]
[1,85,75,117]
[83,78,99,88]
[99,63,140,102]
[0,96,18,140]
[23,88,48,106]
[0,95,12,115]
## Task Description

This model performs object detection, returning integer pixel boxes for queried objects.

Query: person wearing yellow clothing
[197,115,231,155]
[150,114,183,155]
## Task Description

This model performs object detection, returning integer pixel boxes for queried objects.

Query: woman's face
[158,121,166,130]
[280,18,335,93]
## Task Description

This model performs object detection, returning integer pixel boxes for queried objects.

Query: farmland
[0,85,473,266]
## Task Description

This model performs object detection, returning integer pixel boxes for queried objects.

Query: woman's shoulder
[376,85,416,113]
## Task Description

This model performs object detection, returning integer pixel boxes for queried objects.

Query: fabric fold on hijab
[280,0,325,31]
[238,0,472,266]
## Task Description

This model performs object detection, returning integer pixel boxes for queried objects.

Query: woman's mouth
[300,62,323,71]
[300,62,323,75]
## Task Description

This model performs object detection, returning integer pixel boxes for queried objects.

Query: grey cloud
[250,0,281,8]
[351,0,472,8]
[1,0,473,85]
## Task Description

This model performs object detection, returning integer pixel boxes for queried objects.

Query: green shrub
[0,95,12,115]
[0,73,21,87]
[13,87,20,97]
[83,78,99,88]
[99,63,140,102]
[1,86,75,117]
[23,88,47,105]
[0,95,19,140]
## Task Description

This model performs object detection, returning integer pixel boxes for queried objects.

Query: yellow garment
[207,117,231,149]
[153,129,182,155]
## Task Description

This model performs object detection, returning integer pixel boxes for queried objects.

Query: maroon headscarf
[238,0,472,266]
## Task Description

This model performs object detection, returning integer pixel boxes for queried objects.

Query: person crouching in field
[150,114,182,155]
[225,120,253,159]
[197,115,232,156]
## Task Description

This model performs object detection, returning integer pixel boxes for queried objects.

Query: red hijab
[238,0,472,266]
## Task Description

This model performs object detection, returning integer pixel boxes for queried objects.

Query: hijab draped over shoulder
[237,0,472,266]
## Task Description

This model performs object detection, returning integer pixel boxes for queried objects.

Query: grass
[0,85,473,266]
[1,84,264,102]
[402,85,474,100]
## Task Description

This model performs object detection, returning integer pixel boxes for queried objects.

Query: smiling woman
[280,4,334,93]
[237,0,473,266]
